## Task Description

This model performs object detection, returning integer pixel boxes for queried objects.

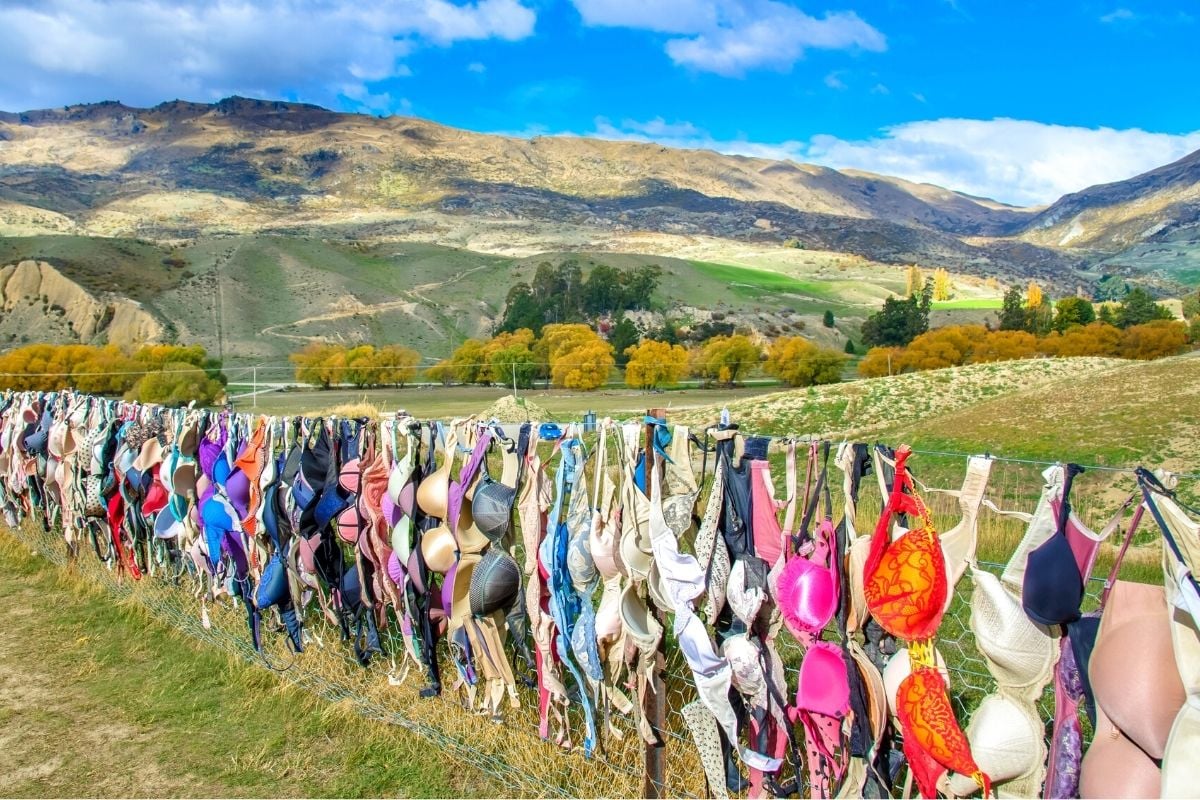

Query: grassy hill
[2,232,1008,363]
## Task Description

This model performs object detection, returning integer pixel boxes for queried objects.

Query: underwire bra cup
[866,526,948,641]
[796,641,851,718]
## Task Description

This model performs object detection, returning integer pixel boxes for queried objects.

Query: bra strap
[780,441,799,540]
[1099,499,1144,610]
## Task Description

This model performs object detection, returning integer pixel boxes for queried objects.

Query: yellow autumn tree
[762,336,845,387]
[932,268,953,301]
[691,335,761,386]
[624,340,689,389]
[370,345,421,387]
[1026,281,1044,309]
[550,336,615,390]
[857,346,903,378]
[290,342,345,389]
[905,265,924,297]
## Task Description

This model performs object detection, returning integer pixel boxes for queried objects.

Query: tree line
[499,260,663,333]
[862,275,1198,350]
[290,324,849,392]
[0,344,226,404]
[858,319,1191,377]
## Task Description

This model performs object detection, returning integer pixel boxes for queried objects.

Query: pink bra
[795,641,850,718]
[778,517,839,638]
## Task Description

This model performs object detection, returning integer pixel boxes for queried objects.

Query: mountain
[1,96,1196,361]
[0,96,1073,280]
[1018,148,1200,252]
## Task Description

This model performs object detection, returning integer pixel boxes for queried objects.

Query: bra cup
[1080,704,1162,800]
[971,567,1057,696]
[1090,610,1185,759]
[778,556,837,638]
[939,456,992,602]
[847,535,872,632]
[883,646,949,718]
[849,641,888,748]
[398,480,416,518]
[589,511,620,581]
[661,491,697,539]
[421,524,457,574]
[594,576,623,643]
[796,641,851,718]
[866,527,948,641]
[620,582,663,650]
[390,515,413,562]
[387,455,412,505]
[386,550,405,587]
[945,693,1044,795]
[1022,524,1086,626]
[416,462,450,520]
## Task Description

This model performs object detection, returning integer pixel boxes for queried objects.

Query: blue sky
[2,0,1199,205]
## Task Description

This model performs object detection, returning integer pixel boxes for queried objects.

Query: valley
[0,97,1197,364]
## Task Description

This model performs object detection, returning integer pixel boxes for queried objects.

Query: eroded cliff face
[0,260,163,346]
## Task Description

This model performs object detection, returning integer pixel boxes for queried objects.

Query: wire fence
[3,451,1141,798]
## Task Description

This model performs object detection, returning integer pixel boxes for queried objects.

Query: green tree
[999,285,1027,331]
[1182,290,1200,320]
[822,309,835,328]
[1097,303,1118,326]
[650,317,682,346]
[499,283,544,333]
[860,291,930,347]
[1094,274,1129,302]
[1117,287,1173,328]
[1053,296,1097,332]
[609,316,641,365]
[843,339,856,355]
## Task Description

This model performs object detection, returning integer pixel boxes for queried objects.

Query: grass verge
[0,530,475,798]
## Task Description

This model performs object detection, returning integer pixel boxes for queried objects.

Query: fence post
[643,407,667,798]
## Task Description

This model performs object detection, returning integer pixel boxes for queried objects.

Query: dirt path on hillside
[258,263,491,345]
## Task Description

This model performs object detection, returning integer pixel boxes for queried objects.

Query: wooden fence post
[643,407,667,798]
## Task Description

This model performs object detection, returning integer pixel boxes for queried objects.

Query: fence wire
[4,452,1143,798]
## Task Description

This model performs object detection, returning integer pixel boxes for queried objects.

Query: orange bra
[864,446,990,798]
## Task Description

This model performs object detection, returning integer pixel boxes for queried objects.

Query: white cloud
[594,116,704,139]
[1100,7,1136,23]
[0,0,536,111]
[570,0,884,76]
[824,71,848,90]
[804,119,1200,206]
[565,116,1200,206]
[571,0,719,34]
[467,61,488,73]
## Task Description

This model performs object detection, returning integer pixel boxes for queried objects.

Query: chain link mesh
[5,452,1139,798]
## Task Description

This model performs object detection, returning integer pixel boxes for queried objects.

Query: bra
[864,447,949,642]
[1023,463,1088,625]
[795,641,850,719]
[970,567,1056,695]
[415,424,451,520]
[777,460,838,639]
